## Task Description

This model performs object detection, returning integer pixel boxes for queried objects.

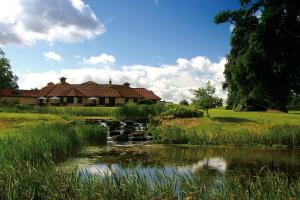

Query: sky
[0,0,239,103]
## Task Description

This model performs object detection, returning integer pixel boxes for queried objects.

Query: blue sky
[0,0,239,102]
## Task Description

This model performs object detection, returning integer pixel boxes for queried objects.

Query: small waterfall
[89,119,153,143]
[99,121,114,144]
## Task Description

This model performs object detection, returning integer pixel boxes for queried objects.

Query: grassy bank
[148,108,300,147]
[148,124,300,147]
[0,121,107,199]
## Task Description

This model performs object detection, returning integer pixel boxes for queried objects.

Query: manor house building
[0,77,161,106]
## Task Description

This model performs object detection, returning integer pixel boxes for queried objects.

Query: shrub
[179,99,189,106]
[160,105,203,118]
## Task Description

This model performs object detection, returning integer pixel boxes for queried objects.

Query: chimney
[109,78,112,85]
[123,82,130,87]
[60,77,67,84]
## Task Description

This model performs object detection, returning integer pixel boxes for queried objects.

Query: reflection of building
[0,77,161,106]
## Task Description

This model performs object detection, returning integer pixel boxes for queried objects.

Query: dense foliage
[215,0,300,111]
[0,48,18,89]
[160,105,203,118]
[179,99,189,106]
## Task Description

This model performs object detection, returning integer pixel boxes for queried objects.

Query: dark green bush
[161,105,203,118]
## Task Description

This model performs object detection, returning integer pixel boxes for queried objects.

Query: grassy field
[0,107,300,199]
[149,108,300,147]
[0,112,65,135]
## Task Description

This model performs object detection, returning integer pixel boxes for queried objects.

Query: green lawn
[152,108,300,147]
[0,112,65,135]
[0,106,117,134]
[164,108,300,133]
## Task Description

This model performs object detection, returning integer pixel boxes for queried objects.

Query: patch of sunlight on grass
[0,112,66,134]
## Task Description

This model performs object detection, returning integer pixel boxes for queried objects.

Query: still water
[61,143,300,178]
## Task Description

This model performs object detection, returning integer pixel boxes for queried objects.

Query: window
[99,97,105,105]
[78,97,83,104]
[67,97,74,104]
[125,98,129,103]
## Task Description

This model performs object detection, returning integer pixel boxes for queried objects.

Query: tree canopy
[0,48,18,89]
[191,81,221,117]
[215,0,300,111]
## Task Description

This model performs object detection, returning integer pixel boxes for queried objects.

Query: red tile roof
[0,79,161,101]
[133,88,161,100]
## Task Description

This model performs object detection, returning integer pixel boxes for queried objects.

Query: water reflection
[61,144,300,178]
[178,157,227,174]
[80,157,227,178]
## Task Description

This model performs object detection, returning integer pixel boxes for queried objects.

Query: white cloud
[0,0,105,46]
[18,56,227,103]
[44,52,63,62]
[230,24,235,32]
[83,53,116,65]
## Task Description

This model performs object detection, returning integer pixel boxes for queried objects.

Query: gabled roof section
[133,88,161,100]
[46,84,73,97]
[81,81,99,85]
[60,88,85,97]
[112,85,143,98]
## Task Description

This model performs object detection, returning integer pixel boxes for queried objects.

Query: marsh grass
[0,105,117,116]
[2,166,299,200]
[0,122,107,199]
[115,103,166,120]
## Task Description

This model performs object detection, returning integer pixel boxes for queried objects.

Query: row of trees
[215,0,300,111]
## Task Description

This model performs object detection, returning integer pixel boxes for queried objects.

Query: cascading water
[87,119,152,143]
[99,121,114,144]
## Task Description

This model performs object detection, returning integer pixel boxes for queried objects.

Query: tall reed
[0,105,117,116]
[115,103,166,120]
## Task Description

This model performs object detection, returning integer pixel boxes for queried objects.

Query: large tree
[215,0,300,111]
[0,48,18,89]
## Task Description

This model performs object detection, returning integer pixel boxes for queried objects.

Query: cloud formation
[84,53,116,65]
[44,52,63,62]
[18,56,226,103]
[0,0,105,46]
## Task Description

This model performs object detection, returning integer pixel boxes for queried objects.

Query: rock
[112,134,129,141]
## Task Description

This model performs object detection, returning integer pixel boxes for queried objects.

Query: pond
[60,143,300,179]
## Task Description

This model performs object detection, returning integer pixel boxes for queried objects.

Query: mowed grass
[0,106,117,134]
[163,108,300,133]
[0,112,66,135]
